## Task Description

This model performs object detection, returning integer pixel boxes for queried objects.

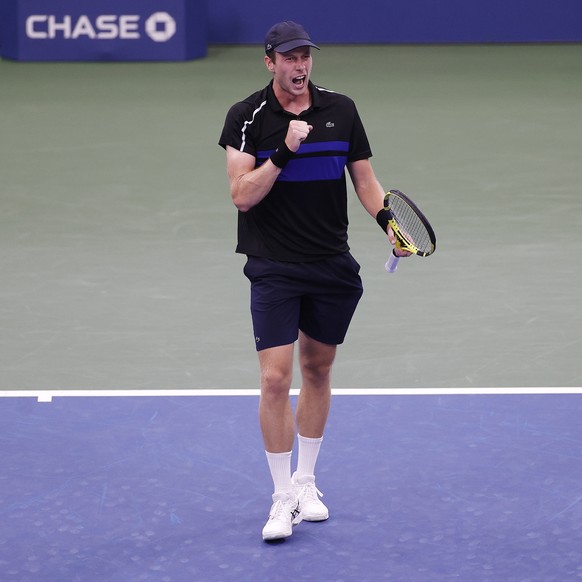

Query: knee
[301,357,332,385]
[260,367,292,400]
[299,336,336,385]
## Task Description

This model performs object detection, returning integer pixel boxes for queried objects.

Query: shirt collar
[267,80,320,114]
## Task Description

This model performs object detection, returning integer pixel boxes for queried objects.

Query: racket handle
[385,250,400,273]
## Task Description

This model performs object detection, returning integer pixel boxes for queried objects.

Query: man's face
[268,47,313,97]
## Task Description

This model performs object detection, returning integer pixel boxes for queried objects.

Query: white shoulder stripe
[240,100,268,152]
[315,85,336,94]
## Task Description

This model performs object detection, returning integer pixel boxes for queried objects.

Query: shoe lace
[270,498,301,525]
[268,500,287,521]
[299,480,323,503]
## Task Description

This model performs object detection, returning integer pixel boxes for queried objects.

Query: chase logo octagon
[145,12,176,43]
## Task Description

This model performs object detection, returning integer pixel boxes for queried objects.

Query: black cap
[264,21,320,54]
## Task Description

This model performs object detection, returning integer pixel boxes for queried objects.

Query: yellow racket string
[385,191,435,257]
[389,220,420,255]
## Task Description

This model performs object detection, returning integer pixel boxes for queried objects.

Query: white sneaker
[261,493,302,541]
[292,473,329,522]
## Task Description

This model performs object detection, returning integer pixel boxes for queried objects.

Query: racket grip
[385,250,400,273]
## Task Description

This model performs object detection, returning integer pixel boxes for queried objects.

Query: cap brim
[273,39,320,53]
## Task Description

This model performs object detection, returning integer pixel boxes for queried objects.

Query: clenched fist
[285,120,313,152]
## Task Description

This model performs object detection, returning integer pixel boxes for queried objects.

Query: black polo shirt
[219,81,373,262]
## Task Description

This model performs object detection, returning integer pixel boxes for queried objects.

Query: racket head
[384,190,436,257]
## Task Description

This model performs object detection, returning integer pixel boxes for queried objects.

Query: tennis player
[219,21,408,541]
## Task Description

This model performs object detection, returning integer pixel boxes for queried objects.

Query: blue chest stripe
[257,141,349,182]
[257,141,349,158]
[278,156,347,182]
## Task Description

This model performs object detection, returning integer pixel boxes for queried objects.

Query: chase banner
[1,0,207,61]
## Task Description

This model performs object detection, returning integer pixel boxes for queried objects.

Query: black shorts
[243,253,364,351]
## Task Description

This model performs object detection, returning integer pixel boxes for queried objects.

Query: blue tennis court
[2,389,581,581]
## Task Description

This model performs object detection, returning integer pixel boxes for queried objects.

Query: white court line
[0,387,581,403]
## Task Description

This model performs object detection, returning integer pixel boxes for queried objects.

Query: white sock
[265,450,293,498]
[296,434,323,478]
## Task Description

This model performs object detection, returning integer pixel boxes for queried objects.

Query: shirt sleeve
[348,103,373,162]
[218,102,257,157]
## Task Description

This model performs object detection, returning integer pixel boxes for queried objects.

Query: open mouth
[292,75,306,87]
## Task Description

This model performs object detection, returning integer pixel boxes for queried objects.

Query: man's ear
[264,54,275,73]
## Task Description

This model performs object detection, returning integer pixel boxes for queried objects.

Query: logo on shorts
[255,336,261,344]
[326,121,335,128]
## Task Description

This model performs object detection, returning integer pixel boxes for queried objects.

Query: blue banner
[1,0,579,61]
[1,0,207,61]
[207,0,582,44]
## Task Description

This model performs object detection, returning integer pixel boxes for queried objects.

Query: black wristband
[269,142,294,169]
[376,208,391,233]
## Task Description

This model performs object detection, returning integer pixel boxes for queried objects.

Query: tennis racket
[384,189,436,273]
